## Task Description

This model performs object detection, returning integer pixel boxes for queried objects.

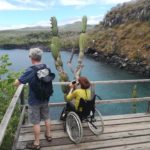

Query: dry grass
[88,21,150,64]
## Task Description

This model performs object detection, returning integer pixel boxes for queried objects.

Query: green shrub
[0,55,23,150]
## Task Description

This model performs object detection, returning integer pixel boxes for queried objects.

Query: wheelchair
[63,95,104,144]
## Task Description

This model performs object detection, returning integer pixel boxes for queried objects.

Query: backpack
[30,64,55,101]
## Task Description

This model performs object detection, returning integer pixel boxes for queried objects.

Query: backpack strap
[31,64,47,72]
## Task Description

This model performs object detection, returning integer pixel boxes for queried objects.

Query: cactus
[50,16,88,100]
[50,17,58,36]
[76,16,88,78]
[82,16,87,33]
[50,17,70,101]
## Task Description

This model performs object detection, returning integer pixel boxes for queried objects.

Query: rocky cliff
[103,0,150,27]
[88,0,150,76]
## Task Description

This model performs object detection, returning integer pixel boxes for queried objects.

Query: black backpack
[30,64,55,101]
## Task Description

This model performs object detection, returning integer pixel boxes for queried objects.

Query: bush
[0,55,23,150]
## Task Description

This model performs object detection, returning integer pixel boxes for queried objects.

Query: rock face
[87,0,150,77]
[86,49,150,77]
[103,0,150,27]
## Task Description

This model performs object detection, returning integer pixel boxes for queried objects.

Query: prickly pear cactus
[76,16,88,78]
[50,16,69,100]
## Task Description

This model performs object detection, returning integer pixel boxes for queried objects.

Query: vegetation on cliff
[88,0,150,66]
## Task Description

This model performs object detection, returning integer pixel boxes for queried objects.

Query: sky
[0,0,132,30]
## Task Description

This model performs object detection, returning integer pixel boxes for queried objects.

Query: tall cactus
[50,17,69,100]
[50,16,88,99]
[76,16,88,78]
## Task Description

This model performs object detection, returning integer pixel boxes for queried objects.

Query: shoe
[26,142,40,150]
[60,113,66,121]
[45,134,52,142]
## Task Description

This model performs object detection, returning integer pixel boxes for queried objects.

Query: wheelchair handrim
[66,111,83,143]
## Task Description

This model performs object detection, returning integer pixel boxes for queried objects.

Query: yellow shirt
[66,89,91,110]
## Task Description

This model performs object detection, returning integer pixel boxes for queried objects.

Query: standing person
[14,48,55,150]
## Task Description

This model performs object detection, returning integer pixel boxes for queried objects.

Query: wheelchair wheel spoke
[88,108,104,135]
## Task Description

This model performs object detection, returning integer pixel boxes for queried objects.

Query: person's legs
[41,103,52,140]
[66,102,75,112]
[33,124,40,145]
[45,119,51,137]
[27,105,41,149]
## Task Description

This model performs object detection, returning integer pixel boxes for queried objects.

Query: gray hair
[29,48,43,61]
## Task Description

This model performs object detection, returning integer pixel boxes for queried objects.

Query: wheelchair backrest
[77,95,96,118]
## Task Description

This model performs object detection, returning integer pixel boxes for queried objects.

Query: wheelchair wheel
[66,111,83,143]
[88,108,104,135]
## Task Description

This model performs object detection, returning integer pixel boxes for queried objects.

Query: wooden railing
[0,84,25,146]
[0,79,150,147]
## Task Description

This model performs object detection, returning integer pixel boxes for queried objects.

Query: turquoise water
[0,49,150,118]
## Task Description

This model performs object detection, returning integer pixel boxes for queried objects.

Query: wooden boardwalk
[1,80,150,150]
[16,113,150,150]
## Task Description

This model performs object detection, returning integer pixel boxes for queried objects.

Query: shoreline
[1,46,150,77]
[85,48,150,77]
[0,44,50,52]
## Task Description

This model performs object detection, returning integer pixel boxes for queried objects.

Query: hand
[14,79,20,87]
[69,83,75,89]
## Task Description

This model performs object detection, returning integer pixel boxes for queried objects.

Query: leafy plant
[0,54,12,79]
[0,54,23,150]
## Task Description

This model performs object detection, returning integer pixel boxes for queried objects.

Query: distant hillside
[59,21,94,32]
[16,21,94,32]
[0,21,94,50]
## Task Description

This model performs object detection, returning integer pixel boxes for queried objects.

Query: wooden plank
[21,113,150,128]
[22,113,150,127]
[96,142,150,150]
[0,84,24,146]
[104,121,150,133]
[16,128,150,149]
[18,121,150,142]
[31,135,150,150]
[20,115,150,134]
[102,113,150,120]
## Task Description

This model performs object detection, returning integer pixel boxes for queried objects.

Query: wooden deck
[16,113,150,150]
[1,80,150,150]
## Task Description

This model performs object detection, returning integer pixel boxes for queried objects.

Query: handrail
[53,79,150,85]
[48,97,150,107]
[0,84,24,146]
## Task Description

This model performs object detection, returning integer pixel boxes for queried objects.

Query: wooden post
[20,88,25,105]
[147,101,150,113]
[12,106,26,150]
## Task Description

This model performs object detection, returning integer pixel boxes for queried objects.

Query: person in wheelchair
[61,77,104,143]
[60,76,93,121]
